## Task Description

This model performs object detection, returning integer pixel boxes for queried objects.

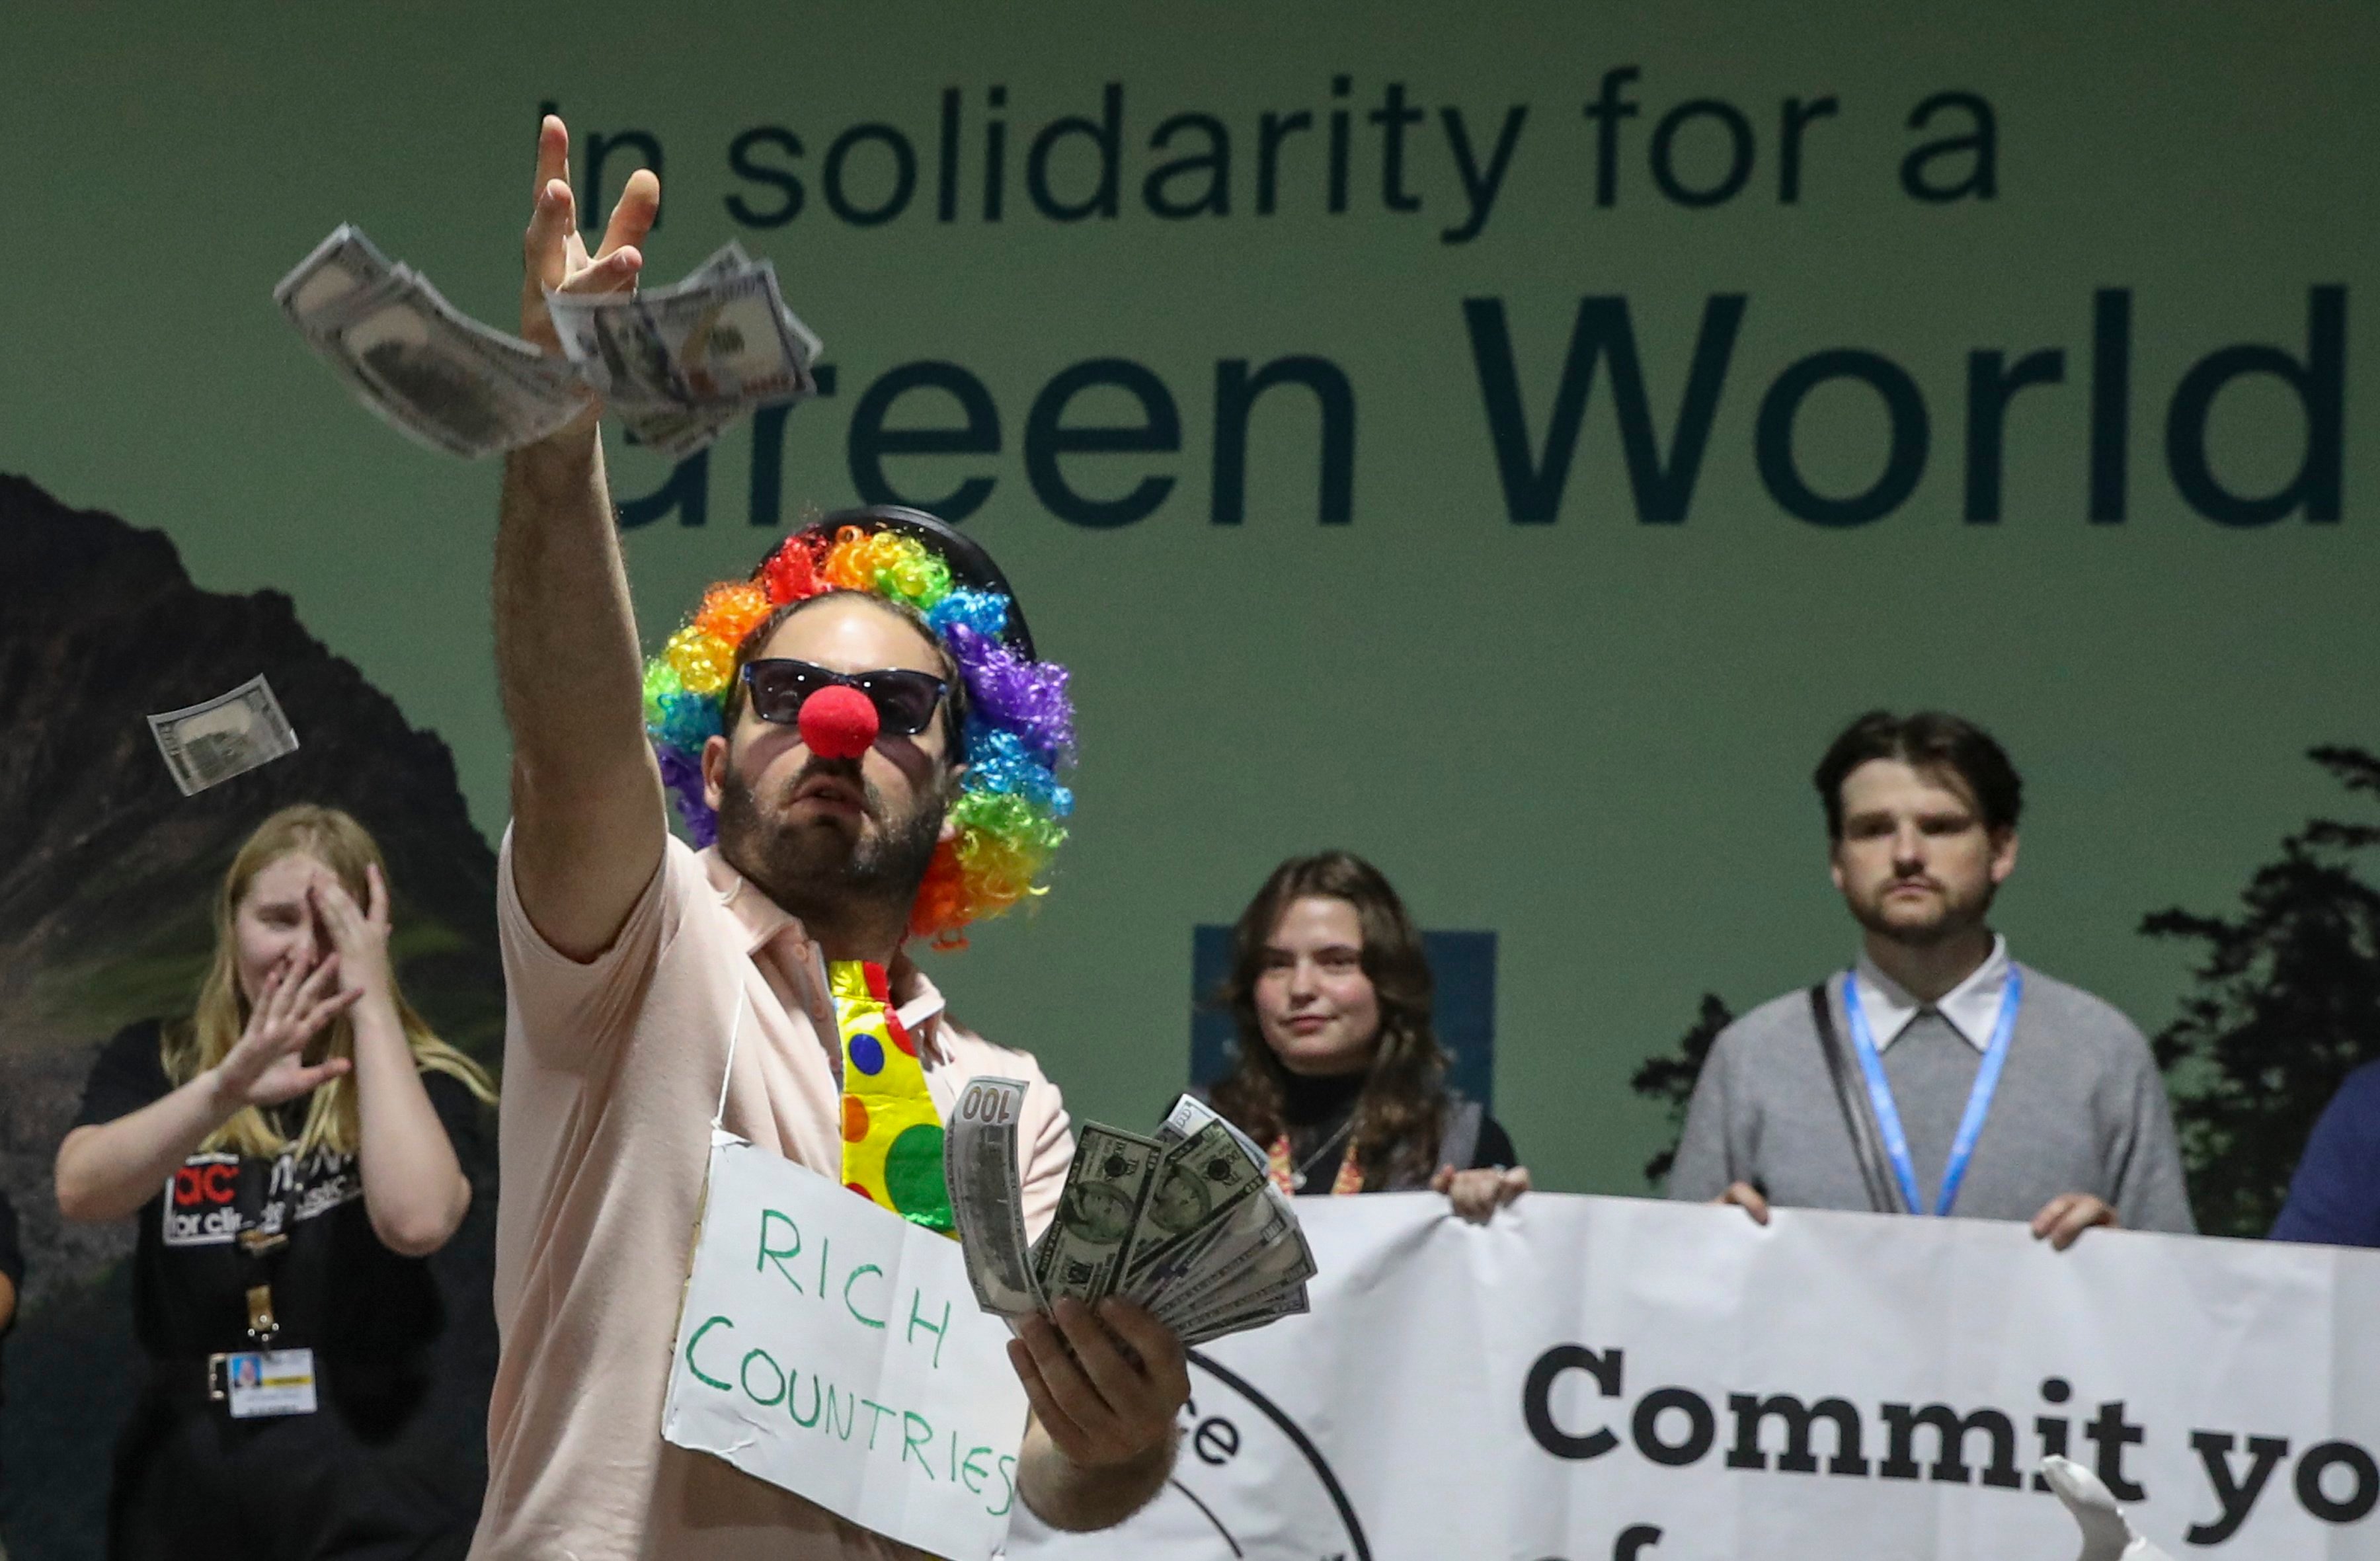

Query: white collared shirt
[1852,934,2012,1052]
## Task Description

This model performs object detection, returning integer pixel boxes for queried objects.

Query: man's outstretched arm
[496,115,666,960]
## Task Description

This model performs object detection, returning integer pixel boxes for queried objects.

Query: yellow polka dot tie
[830,961,955,1236]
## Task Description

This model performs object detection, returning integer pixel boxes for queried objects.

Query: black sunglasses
[740,659,949,737]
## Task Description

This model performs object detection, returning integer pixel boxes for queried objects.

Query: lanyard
[1841,967,2022,1217]
[233,1132,302,1345]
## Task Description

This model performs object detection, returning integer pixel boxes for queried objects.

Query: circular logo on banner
[1007,1351,1369,1560]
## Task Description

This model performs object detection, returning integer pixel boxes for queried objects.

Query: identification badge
[224,1348,317,1419]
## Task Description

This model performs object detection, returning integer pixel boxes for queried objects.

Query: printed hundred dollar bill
[1155,1092,1270,1164]
[1172,1270,1311,1333]
[274,227,425,436]
[337,282,587,456]
[1176,1281,1313,1347]
[1151,1211,1316,1326]
[957,1092,1316,1345]
[545,257,820,458]
[1121,1114,1272,1284]
[945,1077,1043,1318]
[275,224,397,334]
[594,240,764,460]
[147,674,299,795]
[276,224,822,460]
[278,225,588,457]
[1132,1178,1316,1318]
[1129,1172,1283,1293]
[1031,1124,1163,1306]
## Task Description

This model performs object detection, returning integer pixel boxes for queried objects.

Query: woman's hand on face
[1432,1164,1531,1224]
[309,862,395,1006]
[214,955,357,1110]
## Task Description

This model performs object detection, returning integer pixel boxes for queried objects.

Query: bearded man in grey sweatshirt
[1670,711,2194,1246]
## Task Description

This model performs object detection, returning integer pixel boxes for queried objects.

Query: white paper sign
[1010,1193,2380,1561]
[663,1135,1031,1561]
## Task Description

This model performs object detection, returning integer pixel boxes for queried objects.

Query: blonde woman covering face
[54,805,495,1561]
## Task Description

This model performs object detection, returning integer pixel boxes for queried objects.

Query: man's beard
[714,760,947,932]
[1850,875,1995,948]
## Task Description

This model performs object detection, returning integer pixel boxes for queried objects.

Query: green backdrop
[5,1,2373,1198]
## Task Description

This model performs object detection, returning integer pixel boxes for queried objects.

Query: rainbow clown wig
[641,504,1075,947]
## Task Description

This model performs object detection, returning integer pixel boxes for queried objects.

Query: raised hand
[520,114,658,353]
[309,861,394,1007]
[214,955,358,1109]
[495,114,672,967]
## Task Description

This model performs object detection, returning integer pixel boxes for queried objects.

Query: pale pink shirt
[471,832,1074,1561]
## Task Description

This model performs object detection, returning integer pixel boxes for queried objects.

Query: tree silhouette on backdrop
[2144,745,2380,1237]
[1632,993,1733,1189]
[1629,747,2380,1232]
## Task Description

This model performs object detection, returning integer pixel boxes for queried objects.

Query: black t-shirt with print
[72,1019,483,1363]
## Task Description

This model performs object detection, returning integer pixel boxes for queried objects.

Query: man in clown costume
[471,116,1186,1560]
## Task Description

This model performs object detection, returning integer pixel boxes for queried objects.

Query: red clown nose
[798,684,879,760]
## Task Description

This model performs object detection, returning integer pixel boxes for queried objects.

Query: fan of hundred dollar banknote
[946,1082,1318,1347]
[274,224,822,460]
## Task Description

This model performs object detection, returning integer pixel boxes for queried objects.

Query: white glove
[2041,1455,2174,1561]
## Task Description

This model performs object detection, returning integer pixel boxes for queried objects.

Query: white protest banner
[1009,1194,2380,1560]
[663,1136,1030,1561]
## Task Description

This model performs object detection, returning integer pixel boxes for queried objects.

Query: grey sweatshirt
[1669,963,2196,1234]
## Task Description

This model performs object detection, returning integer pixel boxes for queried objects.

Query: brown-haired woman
[54,805,496,1560]
[1210,851,1529,1221]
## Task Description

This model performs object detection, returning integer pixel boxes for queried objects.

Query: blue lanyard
[1841,967,2022,1217]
